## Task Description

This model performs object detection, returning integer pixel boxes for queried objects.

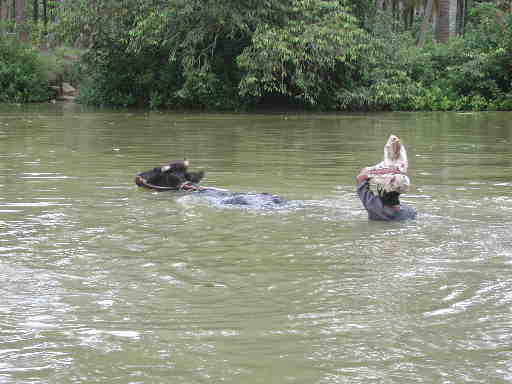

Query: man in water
[356,167,417,221]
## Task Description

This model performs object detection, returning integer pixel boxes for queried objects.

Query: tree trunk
[33,0,38,22]
[417,0,434,47]
[457,0,467,35]
[42,0,46,31]
[0,1,4,36]
[437,0,454,43]
[15,0,25,25]
[449,0,458,35]
[15,0,27,41]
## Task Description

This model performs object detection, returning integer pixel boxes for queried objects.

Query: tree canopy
[1,0,511,111]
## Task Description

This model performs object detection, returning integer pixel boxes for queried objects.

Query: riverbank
[49,81,78,102]
[36,46,82,103]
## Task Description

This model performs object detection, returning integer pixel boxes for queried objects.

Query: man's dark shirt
[357,179,417,221]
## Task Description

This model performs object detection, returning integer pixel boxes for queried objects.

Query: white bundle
[366,135,410,194]
[370,134,408,173]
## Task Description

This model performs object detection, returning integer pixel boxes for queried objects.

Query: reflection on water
[1,104,512,383]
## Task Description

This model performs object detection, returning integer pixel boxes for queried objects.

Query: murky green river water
[1,103,511,383]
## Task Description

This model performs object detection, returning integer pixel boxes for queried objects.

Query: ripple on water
[2,107,512,383]
[0,263,77,379]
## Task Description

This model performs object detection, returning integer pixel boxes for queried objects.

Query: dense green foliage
[3,0,512,111]
[0,39,49,103]
[337,3,512,111]
[402,5,512,111]
[55,0,385,109]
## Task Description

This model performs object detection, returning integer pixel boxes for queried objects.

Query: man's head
[378,190,400,206]
[375,173,410,206]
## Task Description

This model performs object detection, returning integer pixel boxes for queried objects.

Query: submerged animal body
[135,160,287,209]
[196,189,287,209]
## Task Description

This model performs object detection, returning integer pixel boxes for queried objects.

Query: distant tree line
[1,0,511,110]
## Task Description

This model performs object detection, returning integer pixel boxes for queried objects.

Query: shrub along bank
[0,39,49,103]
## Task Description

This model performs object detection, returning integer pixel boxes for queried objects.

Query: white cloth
[369,135,408,173]
[366,135,410,194]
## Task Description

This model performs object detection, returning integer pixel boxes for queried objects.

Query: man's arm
[356,168,370,184]
[356,168,384,213]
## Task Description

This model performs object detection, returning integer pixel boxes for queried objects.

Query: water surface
[1,103,511,383]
